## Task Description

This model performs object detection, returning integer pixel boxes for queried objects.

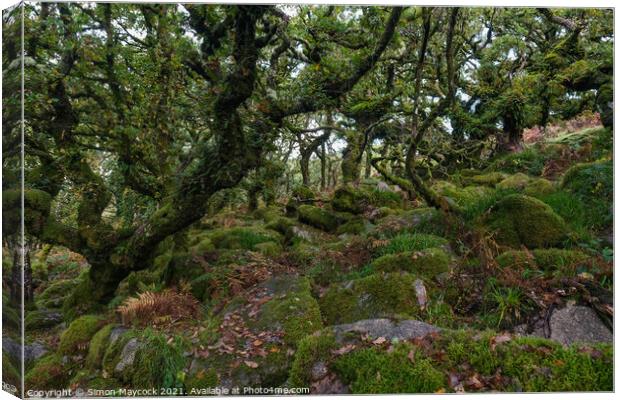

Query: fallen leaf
[332,344,356,356]
[372,336,387,345]
[253,339,264,346]
[404,350,414,364]
[244,360,259,369]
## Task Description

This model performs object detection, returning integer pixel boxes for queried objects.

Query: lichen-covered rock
[298,205,340,232]
[481,194,569,248]
[332,319,441,342]
[319,272,423,325]
[370,248,451,278]
[549,306,612,346]
[58,315,106,355]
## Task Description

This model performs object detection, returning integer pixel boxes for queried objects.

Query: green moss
[481,194,569,248]
[524,178,556,196]
[292,185,316,201]
[376,233,448,256]
[59,315,106,355]
[2,302,20,331]
[2,352,20,389]
[25,354,69,390]
[253,241,283,257]
[365,189,402,209]
[332,186,366,214]
[488,147,548,175]
[208,226,282,250]
[297,205,340,232]
[319,272,421,325]
[289,330,337,387]
[370,248,450,277]
[188,238,215,255]
[130,330,187,389]
[496,249,590,276]
[469,172,507,186]
[252,205,284,223]
[86,324,115,369]
[102,330,138,376]
[373,208,446,237]
[24,309,62,330]
[185,368,219,390]
[255,278,323,346]
[62,275,105,320]
[265,217,296,235]
[433,181,494,208]
[336,217,367,235]
[496,173,531,190]
[332,343,445,393]
[560,160,612,229]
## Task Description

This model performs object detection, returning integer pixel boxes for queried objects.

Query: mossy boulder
[253,277,323,346]
[332,186,402,214]
[207,226,282,250]
[370,248,451,278]
[524,178,556,196]
[496,249,591,276]
[468,172,507,186]
[336,217,368,235]
[86,323,116,369]
[560,160,612,228]
[58,315,106,355]
[252,205,284,223]
[289,329,338,387]
[253,241,283,257]
[292,328,612,393]
[496,173,531,190]
[372,208,446,237]
[332,186,366,214]
[292,185,316,201]
[265,216,296,235]
[24,309,63,330]
[35,279,76,309]
[298,205,340,232]
[433,181,494,208]
[129,330,187,389]
[376,233,449,255]
[333,342,445,393]
[25,353,70,391]
[319,272,423,325]
[481,194,569,248]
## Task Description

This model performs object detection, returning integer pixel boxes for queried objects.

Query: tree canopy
[2,3,613,302]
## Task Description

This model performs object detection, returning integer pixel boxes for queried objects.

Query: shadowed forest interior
[1,2,614,395]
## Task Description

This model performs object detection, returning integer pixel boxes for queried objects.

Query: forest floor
[3,125,614,394]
